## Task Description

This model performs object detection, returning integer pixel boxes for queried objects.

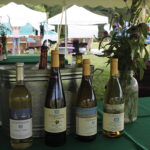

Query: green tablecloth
[0,56,68,64]
[98,97,150,150]
[0,97,150,150]
[0,56,49,64]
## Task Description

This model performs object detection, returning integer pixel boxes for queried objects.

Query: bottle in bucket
[44,50,66,146]
[76,59,97,141]
[9,63,32,149]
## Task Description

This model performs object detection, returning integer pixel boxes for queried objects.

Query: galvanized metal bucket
[0,64,98,137]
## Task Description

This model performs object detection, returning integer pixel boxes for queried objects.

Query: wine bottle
[76,59,97,141]
[39,46,48,69]
[103,58,124,138]
[76,53,83,67]
[71,54,76,66]
[44,50,66,146]
[9,63,32,149]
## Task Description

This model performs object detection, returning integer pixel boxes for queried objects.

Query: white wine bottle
[9,63,32,149]
[44,50,66,146]
[103,58,124,138]
[76,59,97,141]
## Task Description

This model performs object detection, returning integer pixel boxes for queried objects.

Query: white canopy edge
[48,5,108,25]
[0,0,134,8]
[68,25,98,38]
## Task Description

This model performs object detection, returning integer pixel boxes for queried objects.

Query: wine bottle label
[44,107,66,133]
[10,108,32,139]
[76,107,97,136]
[103,104,124,132]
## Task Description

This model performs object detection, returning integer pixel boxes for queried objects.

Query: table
[0,56,68,64]
[97,97,150,150]
[0,97,150,150]
[27,41,41,50]
[0,56,46,64]
[7,37,27,54]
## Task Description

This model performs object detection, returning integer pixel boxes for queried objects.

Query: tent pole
[56,6,64,50]
[65,5,68,55]
[46,14,48,47]
[142,1,146,22]
[57,25,59,33]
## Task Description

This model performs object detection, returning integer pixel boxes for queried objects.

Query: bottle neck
[16,66,24,82]
[111,73,119,78]
[16,80,24,85]
[82,75,91,80]
[50,67,60,77]
[41,49,47,57]
[59,54,65,68]
[81,75,92,87]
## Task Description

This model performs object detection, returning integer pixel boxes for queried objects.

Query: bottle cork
[83,59,90,76]
[111,58,118,76]
[51,50,59,67]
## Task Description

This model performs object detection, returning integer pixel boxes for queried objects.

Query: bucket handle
[92,68,104,81]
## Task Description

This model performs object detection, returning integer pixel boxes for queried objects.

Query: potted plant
[98,0,149,123]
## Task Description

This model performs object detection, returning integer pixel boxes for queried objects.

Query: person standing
[8,16,20,54]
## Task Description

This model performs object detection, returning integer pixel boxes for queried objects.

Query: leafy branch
[98,0,149,80]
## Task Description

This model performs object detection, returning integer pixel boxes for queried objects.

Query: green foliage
[98,0,149,80]
[0,24,9,35]
[43,5,62,18]
[25,4,45,12]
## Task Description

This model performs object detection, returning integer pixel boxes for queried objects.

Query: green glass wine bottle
[76,59,97,141]
[9,63,32,149]
[44,50,66,146]
[103,58,124,138]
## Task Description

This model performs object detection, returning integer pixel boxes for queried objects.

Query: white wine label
[103,112,124,132]
[10,108,32,139]
[76,107,97,136]
[44,107,66,133]
[10,119,32,139]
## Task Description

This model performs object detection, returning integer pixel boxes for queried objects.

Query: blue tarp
[2,22,35,35]
[2,22,57,37]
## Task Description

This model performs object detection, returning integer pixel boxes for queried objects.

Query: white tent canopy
[48,5,108,25]
[0,2,46,28]
[68,25,98,38]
